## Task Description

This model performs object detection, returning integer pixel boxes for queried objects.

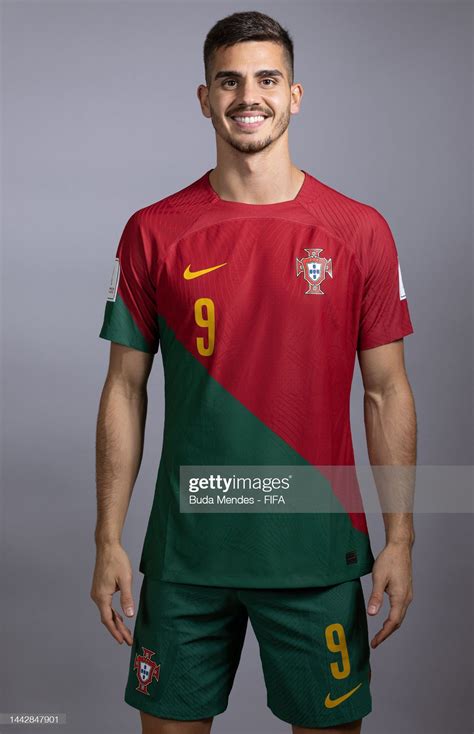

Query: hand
[367,541,414,648]
[90,542,135,645]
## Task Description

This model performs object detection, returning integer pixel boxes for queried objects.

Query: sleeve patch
[398,260,407,300]
[107,257,120,302]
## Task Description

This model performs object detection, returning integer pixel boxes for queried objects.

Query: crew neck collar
[204,168,310,210]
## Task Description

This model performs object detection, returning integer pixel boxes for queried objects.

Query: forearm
[363,378,417,546]
[95,379,147,547]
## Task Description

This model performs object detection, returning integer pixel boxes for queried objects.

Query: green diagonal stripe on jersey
[99,294,153,354]
[138,313,374,587]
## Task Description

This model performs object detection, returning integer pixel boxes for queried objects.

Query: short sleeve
[357,211,414,351]
[99,211,159,354]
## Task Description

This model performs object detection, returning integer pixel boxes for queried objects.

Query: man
[91,10,416,734]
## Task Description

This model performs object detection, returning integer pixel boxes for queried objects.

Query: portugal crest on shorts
[296,248,333,295]
[133,647,160,695]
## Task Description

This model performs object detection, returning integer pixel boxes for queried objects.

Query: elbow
[363,376,413,405]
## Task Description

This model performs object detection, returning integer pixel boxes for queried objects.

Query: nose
[235,77,261,107]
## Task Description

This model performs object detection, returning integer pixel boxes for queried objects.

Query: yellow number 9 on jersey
[194,298,215,356]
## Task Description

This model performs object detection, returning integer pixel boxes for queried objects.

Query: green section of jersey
[138,313,375,587]
[99,294,155,354]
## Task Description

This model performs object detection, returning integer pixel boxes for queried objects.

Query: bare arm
[91,342,154,645]
[358,338,417,648]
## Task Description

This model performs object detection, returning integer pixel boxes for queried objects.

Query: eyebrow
[214,69,284,81]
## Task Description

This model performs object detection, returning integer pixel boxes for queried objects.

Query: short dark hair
[203,11,294,87]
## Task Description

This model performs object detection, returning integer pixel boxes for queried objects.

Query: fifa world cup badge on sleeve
[107,257,120,302]
[398,259,407,300]
[133,647,161,695]
[296,247,333,295]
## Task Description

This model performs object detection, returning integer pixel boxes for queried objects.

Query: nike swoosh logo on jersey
[324,682,363,708]
[183,263,227,279]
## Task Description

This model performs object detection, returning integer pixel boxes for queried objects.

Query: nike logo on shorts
[324,682,363,708]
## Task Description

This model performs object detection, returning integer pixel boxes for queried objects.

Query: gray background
[1,1,472,733]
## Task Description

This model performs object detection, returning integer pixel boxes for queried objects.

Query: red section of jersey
[115,212,160,352]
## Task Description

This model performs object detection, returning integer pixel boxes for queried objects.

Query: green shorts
[124,575,372,728]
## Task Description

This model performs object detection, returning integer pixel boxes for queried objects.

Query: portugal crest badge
[296,248,333,295]
[133,647,161,695]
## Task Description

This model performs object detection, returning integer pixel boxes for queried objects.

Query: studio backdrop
[1,2,472,733]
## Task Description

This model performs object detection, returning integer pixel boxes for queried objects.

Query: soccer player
[91,11,416,734]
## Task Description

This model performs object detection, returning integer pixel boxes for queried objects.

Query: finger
[371,602,405,647]
[98,599,125,644]
[395,596,411,624]
[119,573,135,619]
[371,618,398,648]
[367,574,386,615]
[112,609,134,646]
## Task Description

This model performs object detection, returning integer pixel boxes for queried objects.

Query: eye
[221,78,277,88]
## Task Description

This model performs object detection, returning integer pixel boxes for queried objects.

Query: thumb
[119,577,135,617]
[368,578,385,615]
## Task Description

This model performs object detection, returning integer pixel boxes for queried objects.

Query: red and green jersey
[99,169,414,588]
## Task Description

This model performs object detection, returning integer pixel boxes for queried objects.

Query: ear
[290,83,304,115]
[197,84,211,118]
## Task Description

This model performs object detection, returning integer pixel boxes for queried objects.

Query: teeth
[233,116,266,123]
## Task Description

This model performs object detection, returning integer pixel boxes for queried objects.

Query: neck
[208,161,305,205]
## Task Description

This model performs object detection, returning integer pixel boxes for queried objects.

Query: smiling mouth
[229,114,269,129]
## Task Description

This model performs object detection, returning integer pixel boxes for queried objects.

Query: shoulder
[118,173,213,258]
[126,172,212,236]
[303,171,388,241]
